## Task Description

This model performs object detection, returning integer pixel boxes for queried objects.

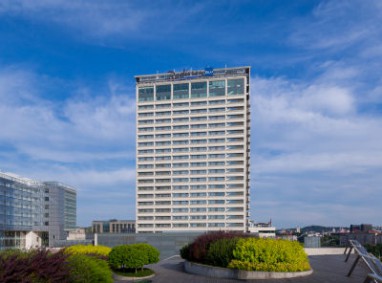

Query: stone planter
[184,261,313,280]
[112,272,155,281]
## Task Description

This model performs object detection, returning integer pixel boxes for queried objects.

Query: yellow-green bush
[67,254,113,283]
[65,245,111,258]
[228,238,310,272]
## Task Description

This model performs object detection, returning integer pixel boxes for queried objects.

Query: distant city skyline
[1,0,381,228]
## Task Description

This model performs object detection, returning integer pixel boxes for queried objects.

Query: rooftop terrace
[115,252,369,283]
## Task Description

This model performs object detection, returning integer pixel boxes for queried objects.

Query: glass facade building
[135,66,251,233]
[0,172,77,249]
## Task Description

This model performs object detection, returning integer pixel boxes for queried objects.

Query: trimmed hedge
[180,231,248,263]
[67,254,113,283]
[228,238,311,272]
[109,243,160,273]
[180,232,311,272]
[64,244,111,259]
[206,237,239,267]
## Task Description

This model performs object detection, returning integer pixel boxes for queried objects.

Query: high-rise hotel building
[135,66,250,233]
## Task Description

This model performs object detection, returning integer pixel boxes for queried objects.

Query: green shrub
[180,231,249,263]
[109,245,148,273]
[65,244,111,259]
[206,237,239,267]
[228,238,311,272]
[67,254,113,283]
[180,243,191,261]
[133,243,160,264]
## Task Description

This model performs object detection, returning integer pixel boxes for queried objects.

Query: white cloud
[250,70,382,227]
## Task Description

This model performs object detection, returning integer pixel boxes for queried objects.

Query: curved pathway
[115,254,368,283]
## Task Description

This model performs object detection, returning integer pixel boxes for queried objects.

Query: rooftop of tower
[135,66,250,85]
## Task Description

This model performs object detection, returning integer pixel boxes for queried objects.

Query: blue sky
[1,0,381,228]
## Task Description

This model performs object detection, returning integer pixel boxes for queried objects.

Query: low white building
[248,220,276,238]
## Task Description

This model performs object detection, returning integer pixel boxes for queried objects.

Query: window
[191,124,207,129]
[138,135,154,140]
[156,111,171,116]
[209,161,225,166]
[191,116,207,121]
[190,162,207,167]
[156,171,170,175]
[173,170,189,175]
[138,127,153,132]
[209,154,225,159]
[190,192,207,197]
[156,103,171,109]
[156,84,171,100]
[173,125,189,130]
[191,154,207,159]
[173,83,189,99]
[138,87,154,102]
[156,186,171,190]
[138,112,154,117]
[138,105,154,110]
[173,155,188,160]
[209,107,225,113]
[173,132,189,138]
[190,139,206,144]
[138,157,154,161]
[209,146,225,151]
[173,110,189,115]
[190,147,207,152]
[190,185,207,190]
[173,208,189,212]
[191,132,207,137]
[156,126,171,131]
[173,162,189,168]
[209,123,225,128]
[208,169,224,174]
[209,99,225,105]
[208,184,225,189]
[173,117,189,123]
[190,208,207,212]
[138,142,153,147]
[209,207,225,212]
[209,138,225,143]
[209,80,225,97]
[190,177,207,182]
[138,120,154,125]
[173,193,189,198]
[173,102,189,108]
[173,185,189,190]
[156,134,171,138]
[191,82,207,98]
[156,118,171,124]
[156,141,171,146]
[191,101,207,106]
[156,156,171,160]
[227,78,244,95]
[173,178,189,183]
[190,170,207,175]
[209,200,225,204]
[209,177,225,181]
[191,108,207,114]
[227,98,244,104]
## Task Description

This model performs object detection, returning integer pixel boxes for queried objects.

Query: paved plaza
[115,253,369,283]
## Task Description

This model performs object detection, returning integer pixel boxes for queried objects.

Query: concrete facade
[135,66,251,233]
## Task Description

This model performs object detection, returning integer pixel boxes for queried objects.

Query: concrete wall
[96,232,201,259]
